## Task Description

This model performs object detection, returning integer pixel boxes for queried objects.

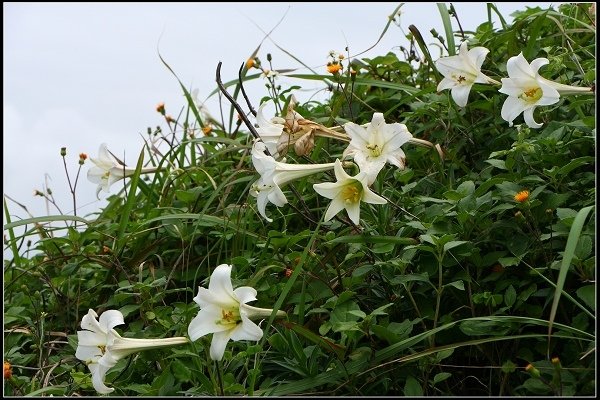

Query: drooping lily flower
[75,309,188,394]
[435,41,500,107]
[313,159,387,225]
[188,264,286,361]
[342,113,413,185]
[255,103,286,157]
[87,143,159,198]
[499,53,593,128]
[250,140,335,222]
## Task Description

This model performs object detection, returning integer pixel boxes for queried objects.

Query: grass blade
[547,205,594,353]
[437,3,456,56]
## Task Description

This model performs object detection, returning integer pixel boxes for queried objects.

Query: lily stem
[216,360,225,396]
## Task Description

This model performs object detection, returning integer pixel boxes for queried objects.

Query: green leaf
[327,235,417,245]
[171,359,192,382]
[281,321,346,359]
[499,257,520,267]
[576,285,595,312]
[404,375,424,396]
[574,235,592,259]
[505,285,517,308]
[485,159,508,170]
[444,280,465,291]
[443,240,469,253]
[433,372,452,385]
[119,304,140,318]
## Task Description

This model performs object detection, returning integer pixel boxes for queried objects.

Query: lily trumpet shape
[313,159,387,225]
[250,140,335,222]
[188,264,286,361]
[499,53,593,129]
[75,309,189,394]
[255,103,286,158]
[87,143,159,198]
[435,41,500,107]
[343,113,413,185]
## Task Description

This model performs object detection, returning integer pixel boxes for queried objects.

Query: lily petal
[523,108,543,129]
[209,330,233,361]
[323,196,346,222]
[206,264,236,301]
[98,310,125,333]
[233,287,258,305]
[88,363,115,394]
[229,314,263,341]
[187,306,231,341]
[451,83,474,107]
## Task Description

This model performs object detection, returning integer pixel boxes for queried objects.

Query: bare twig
[216,62,262,143]
[238,63,257,117]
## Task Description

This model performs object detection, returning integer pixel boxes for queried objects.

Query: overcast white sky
[4,2,562,237]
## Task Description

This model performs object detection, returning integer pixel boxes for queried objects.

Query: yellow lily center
[452,72,472,85]
[366,143,382,157]
[520,86,543,103]
[218,307,241,327]
[341,181,363,204]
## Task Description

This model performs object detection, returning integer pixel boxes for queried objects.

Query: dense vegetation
[4,3,595,396]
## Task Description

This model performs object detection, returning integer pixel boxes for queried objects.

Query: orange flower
[202,126,212,135]
[514,190,530,203]
[4,361,12,379]
[156,102,165,114]
[79,153,88,161]
[245,58,255,69]
[327,62,343,74]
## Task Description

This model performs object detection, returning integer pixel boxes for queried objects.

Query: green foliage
[4,3,595,396]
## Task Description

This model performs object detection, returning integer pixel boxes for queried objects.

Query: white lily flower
[188,264,286,361]
[75,309,188,394]
[313,159,387,225]
[342,113,413,185]
[435,41,500,107]
[87,143,159,198]
[250,141,335,222]
[255,103,285,157]
[499,53,592,129]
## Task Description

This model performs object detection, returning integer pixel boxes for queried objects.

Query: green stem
[431,254,444,346]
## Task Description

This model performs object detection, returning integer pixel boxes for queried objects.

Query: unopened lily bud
[525,363,541,378]
[60,147,67,157]
[551,357,561,369]
[245,58,255,69]
[156,102,165,115]
[267,53,272,62]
